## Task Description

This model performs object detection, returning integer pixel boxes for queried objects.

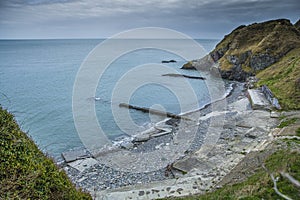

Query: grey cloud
[0,0,299,39]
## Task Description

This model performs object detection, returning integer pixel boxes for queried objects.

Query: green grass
[164,148,300,200]
[0,107,91,199]
[277,118,298,128]
[257,48,300,110]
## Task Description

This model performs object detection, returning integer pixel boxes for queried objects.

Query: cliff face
[183,19,300,82]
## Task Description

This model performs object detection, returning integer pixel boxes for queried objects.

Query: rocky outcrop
[182,19,300,81]
[162,60,177,63]
[295,19,300,31]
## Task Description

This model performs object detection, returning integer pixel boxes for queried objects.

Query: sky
[0,0,299,39]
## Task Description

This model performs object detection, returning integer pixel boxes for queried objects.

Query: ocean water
[0,39,220,159]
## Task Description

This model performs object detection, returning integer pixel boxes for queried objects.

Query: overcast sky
[0,0,299,39]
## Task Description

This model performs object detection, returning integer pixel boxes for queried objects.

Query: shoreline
[62,81,266,194]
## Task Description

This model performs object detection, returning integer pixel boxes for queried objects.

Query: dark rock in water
[162,73,206,80]
[162,60,177,63]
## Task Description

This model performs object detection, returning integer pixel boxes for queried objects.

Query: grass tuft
[277,118,298,128]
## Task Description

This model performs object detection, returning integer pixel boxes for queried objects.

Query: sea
[0,39,226,160]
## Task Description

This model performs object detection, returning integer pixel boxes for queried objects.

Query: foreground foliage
[0,107,91,199]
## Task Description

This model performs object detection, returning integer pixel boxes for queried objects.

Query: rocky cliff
[183,19,300,82]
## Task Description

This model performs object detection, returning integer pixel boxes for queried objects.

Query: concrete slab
[247,89,270,110]
[68,158,98,173]
[172,156,201,173]
[228,97,250,113]
[94,176,206,200]
[62,149,90,162]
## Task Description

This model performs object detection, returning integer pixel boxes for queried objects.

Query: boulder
[133,134,151,142]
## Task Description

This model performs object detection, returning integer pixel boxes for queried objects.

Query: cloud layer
[0,0,299,39]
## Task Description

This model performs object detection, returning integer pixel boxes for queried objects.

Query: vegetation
[165,148,300,200]
[257,48,300,110]
[277,117,298,128]
[0,107,91,199]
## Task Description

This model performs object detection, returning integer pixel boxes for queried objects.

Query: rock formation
[182,19,300,82]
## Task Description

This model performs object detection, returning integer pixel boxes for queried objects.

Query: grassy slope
[0,107,91,199]
[257,48,300,110]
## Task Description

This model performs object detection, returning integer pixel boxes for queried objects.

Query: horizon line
[0,37,221,41]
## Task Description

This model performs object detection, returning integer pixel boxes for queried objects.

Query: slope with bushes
[0,107,91,199]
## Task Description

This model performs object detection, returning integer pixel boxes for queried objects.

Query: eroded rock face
[220,65,253,82]
[250,53,277,71]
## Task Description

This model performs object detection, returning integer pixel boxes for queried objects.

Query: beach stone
[120,141,134,149]
[244,127,266,139]
[270,111,280,118]
[133,134,150,142]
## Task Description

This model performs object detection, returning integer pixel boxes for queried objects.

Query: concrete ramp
[247,89,270,110]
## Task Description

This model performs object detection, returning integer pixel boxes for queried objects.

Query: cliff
[182,18,300,109]
[183,19,300,80]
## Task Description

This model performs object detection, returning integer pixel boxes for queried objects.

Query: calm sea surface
[0,39,220,159]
